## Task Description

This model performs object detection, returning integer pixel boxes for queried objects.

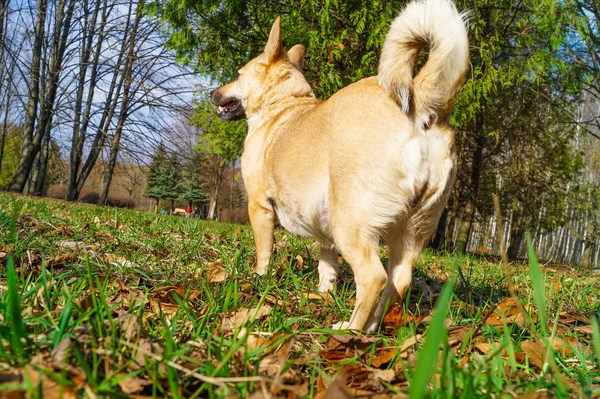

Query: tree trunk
[507,227,525,261]
[580,223,595,268]
[98,0,143,205]
[507,205,525,261]
[8,0,48,192]
[76,0,132,198]
[230,162,235,209]
[455,131,485,253]
[34,132,51,195]
[67,0,106,201]
[455,198,474,253]
[0,58,14,172]
[207,162,226,220]
[430,207,448,250]
[11,0,74,193]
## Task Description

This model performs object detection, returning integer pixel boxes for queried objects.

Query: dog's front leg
[248,200,275,275]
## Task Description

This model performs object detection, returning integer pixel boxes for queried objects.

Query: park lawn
[0,192,599,398]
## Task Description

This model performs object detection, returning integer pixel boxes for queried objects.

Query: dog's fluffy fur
[212,0,469,331]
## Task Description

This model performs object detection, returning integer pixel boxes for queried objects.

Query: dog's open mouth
[217,100,239,115]
[213,96,245,121]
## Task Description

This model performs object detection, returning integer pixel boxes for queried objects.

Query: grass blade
[409,279,455,398]
[526,233,548,336]
[592,317,600,368]
[6,254,28,358]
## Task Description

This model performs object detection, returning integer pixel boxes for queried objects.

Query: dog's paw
[318,278,336,294]
[365,319,380,334]
[253,265,268,276]
[332,321,352,330]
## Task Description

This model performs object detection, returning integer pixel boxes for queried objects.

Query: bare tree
[7,0,48,192]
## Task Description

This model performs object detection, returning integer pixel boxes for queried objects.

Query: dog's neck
[246,95,317,134]
[245,71,317,133]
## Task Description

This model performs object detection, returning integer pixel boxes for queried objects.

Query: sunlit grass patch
[0,193,599,398]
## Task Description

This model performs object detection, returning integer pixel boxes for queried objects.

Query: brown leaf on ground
[486,297,532,327]
[133,338,166,374]
[294,254,305,269]
[51,337,72,367]
[314,376,354,399]
[321,335,380,363]
[52,227,73,237]
[20,365,78,399]
[117,313,146,341]
[447,326,473,347]
[49,251,78,267]
[0,370,25,399]
[325,335,380,351]
[116,373,152,394]
[521,339,546,369]
[149,285,201,313]
[370,347,398,368]
[221,304,273,332]
[382,304,424,334]
[516,388,554,399]
[0,251,8,265]
[549,337,575,357]
[574,325,593,335]
[202,259,227,283]
[56,240,79,250]
[339,364,394,392]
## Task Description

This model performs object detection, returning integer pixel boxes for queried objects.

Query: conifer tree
[144,142,168,212]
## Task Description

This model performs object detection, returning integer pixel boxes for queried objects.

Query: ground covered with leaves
[0,193,599,398]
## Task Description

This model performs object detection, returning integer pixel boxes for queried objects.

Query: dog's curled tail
[378,0,469,127]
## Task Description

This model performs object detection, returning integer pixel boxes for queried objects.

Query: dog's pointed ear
[287,44,305,70]
[265,17,283,63]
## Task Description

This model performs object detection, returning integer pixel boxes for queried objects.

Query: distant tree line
[0,0,195,201]
[144,101,245,218]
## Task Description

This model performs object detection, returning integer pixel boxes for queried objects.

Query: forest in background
[0,0,598,267]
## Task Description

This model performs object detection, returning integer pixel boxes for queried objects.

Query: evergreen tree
[191,98,245,219]
[156,152,181,210]
[144,142,168,211]
[178,152,205,206]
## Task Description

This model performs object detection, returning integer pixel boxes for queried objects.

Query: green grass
[0,193,599,398]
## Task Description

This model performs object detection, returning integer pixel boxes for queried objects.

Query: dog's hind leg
[318,246,340,294]
[366,237,420,332]
[331,226,388,331]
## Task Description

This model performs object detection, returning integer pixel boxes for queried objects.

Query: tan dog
[211,0,469,332]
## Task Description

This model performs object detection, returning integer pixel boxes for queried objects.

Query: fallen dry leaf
[370,347,398,368]
[339,364,394,391]
[321,335,381,363]
[521,339,546,369]
[20,365,77,399]
[49,251,78,267]
[149,285,201,314]
[574,325,593,335]
[314,376,355,399]
[117,313,146,341]
[56,240,79,250]
[221,304,272,332]
[382,304,423,333]
[133,338,167,374]
[51,337,72,367]
[486,297,532,327]
[116,373,152,394]
[203,259,227,283]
